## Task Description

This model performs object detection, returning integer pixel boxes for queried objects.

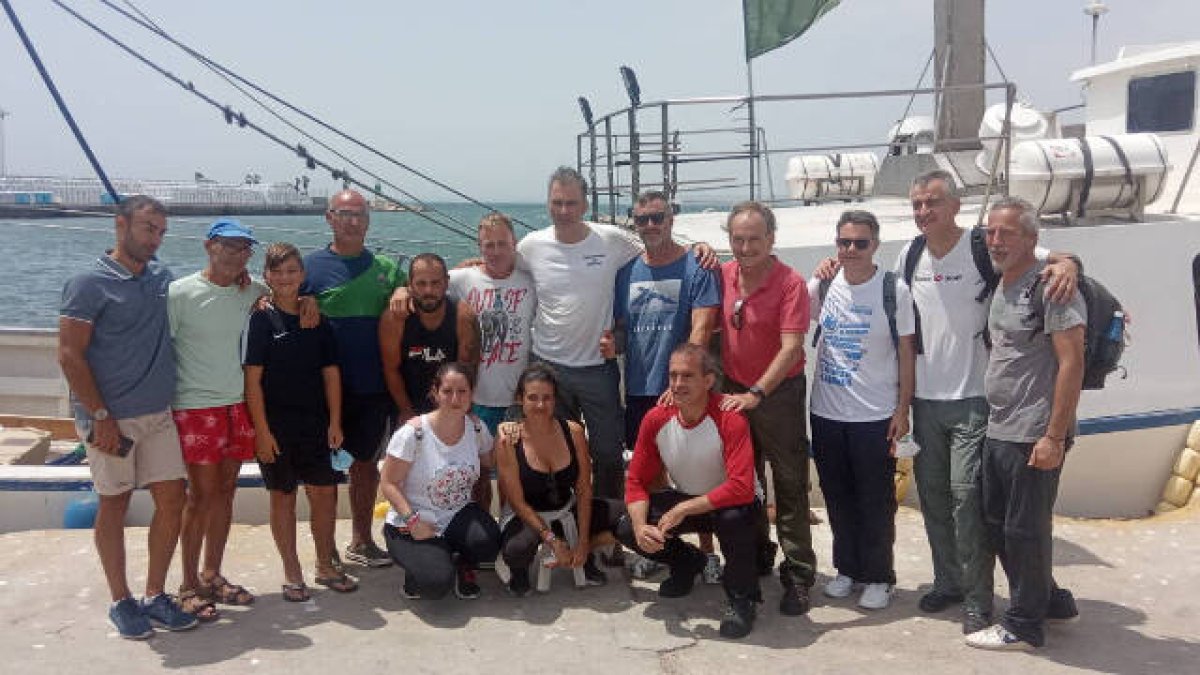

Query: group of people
[60,165,1088,651]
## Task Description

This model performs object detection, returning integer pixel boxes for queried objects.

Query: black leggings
[383,503,500,600]
[500,497,624,570]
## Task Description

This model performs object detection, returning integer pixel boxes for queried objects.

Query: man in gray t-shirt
[967,197,1086,652]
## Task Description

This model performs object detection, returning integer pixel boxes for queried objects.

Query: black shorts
[342,392,396,463]
[259,434,339,493]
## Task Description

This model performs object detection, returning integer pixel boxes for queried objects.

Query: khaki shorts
[79,409,188,496]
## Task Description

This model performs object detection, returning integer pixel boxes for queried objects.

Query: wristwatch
[747,385,766,400]
[91,407,110,421]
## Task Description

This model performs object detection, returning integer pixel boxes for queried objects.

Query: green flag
[743,0,840,60]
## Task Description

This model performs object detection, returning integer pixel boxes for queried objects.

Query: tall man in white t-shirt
[516,167,645,499]
[897,170,1077,633]
[448,212,536,434]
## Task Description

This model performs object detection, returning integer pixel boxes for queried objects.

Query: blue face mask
[330,447,354,472]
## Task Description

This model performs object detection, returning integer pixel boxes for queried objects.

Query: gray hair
[912,169,960,201]
[548,166,588,201]
[836,209,880,239]
[671,342,718,378]
[725,200,777,234]
[989,196,1040,235]
[116,194,166,220]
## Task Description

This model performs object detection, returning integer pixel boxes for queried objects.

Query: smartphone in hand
[86,429,135,457]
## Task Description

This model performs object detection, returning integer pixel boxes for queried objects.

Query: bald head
[326,189,370,255]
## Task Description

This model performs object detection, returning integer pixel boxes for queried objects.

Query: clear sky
[1,0,1197,202]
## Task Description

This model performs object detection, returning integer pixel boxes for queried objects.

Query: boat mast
[934,0,986,151]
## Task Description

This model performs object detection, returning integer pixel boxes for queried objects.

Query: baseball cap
[206,218,259,244]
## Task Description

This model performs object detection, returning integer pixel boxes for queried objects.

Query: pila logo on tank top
[406,345,449,363]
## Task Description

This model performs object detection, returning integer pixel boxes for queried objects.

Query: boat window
[1127,71,1195,134]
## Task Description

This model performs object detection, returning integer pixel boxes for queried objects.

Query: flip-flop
[281,582,311,603]
[314,572,359,593]
[178,587,220,622]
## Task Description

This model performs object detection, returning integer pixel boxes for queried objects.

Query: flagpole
[747,60,757,201]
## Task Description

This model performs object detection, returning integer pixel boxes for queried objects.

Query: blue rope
[1,0,120,204]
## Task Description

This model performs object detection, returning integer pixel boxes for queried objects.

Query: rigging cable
[117,1,473,233]
[47,0,479,243]
[102,0,534,233]
[1,0,119,203]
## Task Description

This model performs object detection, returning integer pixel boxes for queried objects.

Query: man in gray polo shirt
[965,197,1085,652]
[58,195,197,640]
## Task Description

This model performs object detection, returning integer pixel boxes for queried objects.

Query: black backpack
[902,228,999,353]
[1027,274,1126,390]
[811,270,899,349]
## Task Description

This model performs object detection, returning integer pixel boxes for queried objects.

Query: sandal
[281,582,311,603]
[178,587,220,622]
[314,572,359,593]
[202,574,256,606]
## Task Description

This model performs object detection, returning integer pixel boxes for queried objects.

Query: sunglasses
[631,212,668,227]
[213,237,254,253]
[329,209,367,220]
[731,298,746,330]
[836,238,873,250]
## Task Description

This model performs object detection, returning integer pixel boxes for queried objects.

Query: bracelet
[399,511,418,528]
[540,528,557,544]
[1044,434,1066,443]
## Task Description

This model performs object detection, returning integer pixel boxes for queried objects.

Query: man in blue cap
[169,217,271,618]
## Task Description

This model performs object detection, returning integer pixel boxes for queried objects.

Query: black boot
[778,566,811,616]
[720,593,758,639]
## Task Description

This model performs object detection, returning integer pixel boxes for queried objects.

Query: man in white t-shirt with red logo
[617,343,761,639]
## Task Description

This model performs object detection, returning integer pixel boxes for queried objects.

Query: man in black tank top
[381,254,480,420]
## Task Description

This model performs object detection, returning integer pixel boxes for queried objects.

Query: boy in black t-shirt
[243,243,357,598]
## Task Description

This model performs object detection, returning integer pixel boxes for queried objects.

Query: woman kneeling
[380,363,501,600]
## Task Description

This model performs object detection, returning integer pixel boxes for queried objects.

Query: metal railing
[576,81,1017,222]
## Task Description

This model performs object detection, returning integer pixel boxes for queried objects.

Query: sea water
[0,203,550,328]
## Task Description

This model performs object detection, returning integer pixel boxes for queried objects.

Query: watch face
[93,408,109,421]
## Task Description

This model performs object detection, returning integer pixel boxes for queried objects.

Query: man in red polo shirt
[718,201,815,616]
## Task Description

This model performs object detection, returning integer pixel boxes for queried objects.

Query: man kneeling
[617,344,761,638]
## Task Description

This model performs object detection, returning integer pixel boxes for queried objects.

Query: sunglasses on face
[631,212,668,227]
[836,238,873,250]
[731,298,746,330]
[329,209,367,220]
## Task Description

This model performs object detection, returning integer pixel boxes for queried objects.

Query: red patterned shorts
[172,403,256,465]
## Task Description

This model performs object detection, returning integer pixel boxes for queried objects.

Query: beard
[415,295,446,314]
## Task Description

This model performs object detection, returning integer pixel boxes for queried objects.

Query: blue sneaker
[109,597,153,640]
[141,593,199,632]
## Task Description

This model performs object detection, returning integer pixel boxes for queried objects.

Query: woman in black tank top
[495,364,625,596]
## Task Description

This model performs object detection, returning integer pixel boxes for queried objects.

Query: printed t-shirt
[242,306,338,437]
[984,261,1087,443]
[626,393,756,509]
[718,257,809,387]
[517,223,642,367]
[168,271,268,410]
[302,247,404,396]
[60,255,176,419]
[807,268,915,422]
[399,305,459,415]
[449,266,536,407]
[614,253,720,396]
[383,416,494,535]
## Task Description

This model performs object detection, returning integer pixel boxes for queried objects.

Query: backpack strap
[811,276,834,348]
[882,270,899,349]
[969,227,1000,303]
[903,236,927,355]
[1025,275,1047,340]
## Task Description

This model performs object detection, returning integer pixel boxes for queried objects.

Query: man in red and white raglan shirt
[616,343,762,639]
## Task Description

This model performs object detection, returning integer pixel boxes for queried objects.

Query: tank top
[516,417,580,512]
[399,302,459,414]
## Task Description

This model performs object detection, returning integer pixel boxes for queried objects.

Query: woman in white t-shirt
[380,362,500,600]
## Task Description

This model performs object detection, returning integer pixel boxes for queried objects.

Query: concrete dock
[2,506,1197,674]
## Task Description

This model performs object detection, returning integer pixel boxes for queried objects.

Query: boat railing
[576,81,1018,222]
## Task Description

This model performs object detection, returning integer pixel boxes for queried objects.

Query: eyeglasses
[632,212,667,227]
[731,298,746,330]
[328,209,367,220]
[836,238,872,250]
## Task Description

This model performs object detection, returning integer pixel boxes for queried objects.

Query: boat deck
[2,506,1197,674]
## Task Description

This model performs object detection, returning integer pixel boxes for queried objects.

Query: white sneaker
[965,624,1034,652]
[857,583,894,609]
[700,553,723,584]
[823,574,855,598]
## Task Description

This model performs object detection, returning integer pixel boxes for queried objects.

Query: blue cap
[206,218,258,244]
